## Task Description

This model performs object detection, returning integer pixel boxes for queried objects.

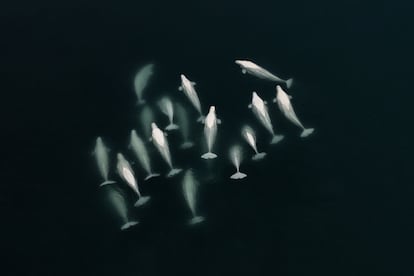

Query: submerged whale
[274,85,314,138]
[93,137,116,186]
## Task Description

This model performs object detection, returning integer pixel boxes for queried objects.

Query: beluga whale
[93,137,116,186]
[133,63,154,105]
[150,122,182,177]
[235,59,293,88]
[274,85,314,138]
[182,169,205,225]
[229,145,247,179]
[175,101,194,149]
[241,125,267,161]
[105,186,139,231]
[129,130,160,181]
[178,74,204,123]
[116,153,151,208]
[249,91,284,144]
[158,96,179,131]
[201,106,219,159]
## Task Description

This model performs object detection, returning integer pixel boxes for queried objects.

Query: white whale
[129,130,160,181]
[241,125,267,161]
[105,187,139,231]
[201,106,218,159]
[178,74,204,122]
[93,137,116,186]
[182,170,205,225]
[229,145,247,179]
[175,101,194,149]
[151,122,182,177]
[249,91,284,144]
[274,85,314,138]
[116,153,150,207]
[133,63,154,105]
[158,96,179,131]
[235,60,293,88]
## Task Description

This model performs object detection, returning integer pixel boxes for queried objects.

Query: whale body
[250,92,284,144]
[179,74,204,122]
[151,122,182,177]
[235,60,293,88]
[201,106,218,159]
[93,137,116,186]
[274,85,314,138]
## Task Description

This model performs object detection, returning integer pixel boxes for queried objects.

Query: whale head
[252,92,265,110]
[235,60,254,68]
[276,85,283,94]
[96,137,103,145]
[276,85,288,99]
[277,85,289,99]
[151,122,157,130]
[235,60,248,66]
[275,85,290,105]
[206,106,216,128]
[252,91,259,101]
[180,74,187,82]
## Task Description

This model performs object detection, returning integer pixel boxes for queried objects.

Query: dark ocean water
[1,1,413,275]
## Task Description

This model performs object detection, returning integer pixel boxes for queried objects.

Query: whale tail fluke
[180,141,194,149]
[144,173,160,181]
[300,128,314,138]
[252,152,267,161]
[230,172,247,179]
[120,220,139,231]
[201,152,217,159]
[167,168,183,178]
[189,216,205,225]
[286,78,293,89]
[99,180,116,187]
[134,196,151,208]
[270,135,284,145]
[165,123,179,131]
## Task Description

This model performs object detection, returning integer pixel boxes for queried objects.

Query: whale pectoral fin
[178,86,183,91]
[149,137,153,142]
[288,95,293,100]
[248,104,252,109]
[217,118,222,124]
[242,69,247,74]
[191,81,196,86]
[273,98,277,103]
[264,101,268,105]
[164,132,168,137]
